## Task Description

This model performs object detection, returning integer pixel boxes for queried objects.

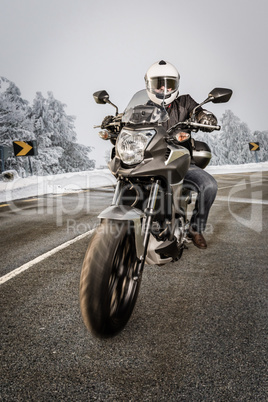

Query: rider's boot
[188,228,207,249]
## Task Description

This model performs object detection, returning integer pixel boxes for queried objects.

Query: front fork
[133,180,160,280]
[111,179,186,279]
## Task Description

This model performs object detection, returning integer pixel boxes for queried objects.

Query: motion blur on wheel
[79,84,232,338]
[80,219,141,338]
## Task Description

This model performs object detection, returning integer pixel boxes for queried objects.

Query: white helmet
[145,60,180,106]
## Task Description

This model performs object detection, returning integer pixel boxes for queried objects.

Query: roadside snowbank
[0,162,267,204]
[0,169,116,203]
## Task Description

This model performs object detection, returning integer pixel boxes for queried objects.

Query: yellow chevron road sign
[249,142,260,151]
[13,141,37,156]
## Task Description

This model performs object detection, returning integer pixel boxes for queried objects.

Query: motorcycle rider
[145,60,218,249]
[101,60,218,249]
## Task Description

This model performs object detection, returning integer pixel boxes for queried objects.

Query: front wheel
[80,220,141,338]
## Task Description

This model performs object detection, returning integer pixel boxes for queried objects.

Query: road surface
[1,171,267,401]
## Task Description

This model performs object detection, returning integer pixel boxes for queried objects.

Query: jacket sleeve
[185,94,217,120]
[185,94,204,117]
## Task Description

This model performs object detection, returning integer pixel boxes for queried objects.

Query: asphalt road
[1,172,267,401]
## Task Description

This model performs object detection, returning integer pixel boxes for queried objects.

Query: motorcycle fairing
[109,130,191,185]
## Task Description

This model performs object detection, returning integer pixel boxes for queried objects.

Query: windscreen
[122,89,169,125]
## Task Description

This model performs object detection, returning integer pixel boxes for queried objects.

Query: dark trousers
[183,164,218,233]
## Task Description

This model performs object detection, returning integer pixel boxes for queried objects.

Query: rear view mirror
[93,90,119,115]
[208,88,233,103]
[93,90,110,104]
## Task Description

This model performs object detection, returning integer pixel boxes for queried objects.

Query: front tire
[80,220,141,338]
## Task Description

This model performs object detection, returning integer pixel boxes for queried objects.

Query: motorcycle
[80,87,232,338]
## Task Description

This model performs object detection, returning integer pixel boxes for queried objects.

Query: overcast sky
[1,0,267,166]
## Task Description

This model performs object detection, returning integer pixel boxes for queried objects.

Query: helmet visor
[146,76,179,98]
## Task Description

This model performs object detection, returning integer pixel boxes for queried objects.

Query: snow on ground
[0,169,116,203]
[0,162,267,204]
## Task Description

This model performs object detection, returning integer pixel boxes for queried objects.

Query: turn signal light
[98,130,111,140]
[174,132,190,143]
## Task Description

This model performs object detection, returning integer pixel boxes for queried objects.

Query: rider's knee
[200,175,218,195]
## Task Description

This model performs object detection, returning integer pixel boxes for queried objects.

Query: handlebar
[167,119,221,133]
[93,122,119,129]
[189,121,221,130]
[95,119,221,132]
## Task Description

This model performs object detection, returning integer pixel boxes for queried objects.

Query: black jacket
[162,94,201,157]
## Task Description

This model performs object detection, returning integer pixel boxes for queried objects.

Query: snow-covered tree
[0,77,33,144]
[252,130,268,163]
[0,77,95,175]
[31,91,95,174]
[193,109,268,165]
[32,91,53,147]
[0,77,34,174]
[59,142,95,172]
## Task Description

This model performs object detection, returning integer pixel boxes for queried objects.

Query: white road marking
[0,229,94,285]
[216,196,268,205]
[218,179,267,191]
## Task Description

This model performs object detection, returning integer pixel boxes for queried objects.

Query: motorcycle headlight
[116,129,155,165]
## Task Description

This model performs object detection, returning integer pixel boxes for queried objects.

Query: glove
[101,115,114,129]
[197,110,217,132]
